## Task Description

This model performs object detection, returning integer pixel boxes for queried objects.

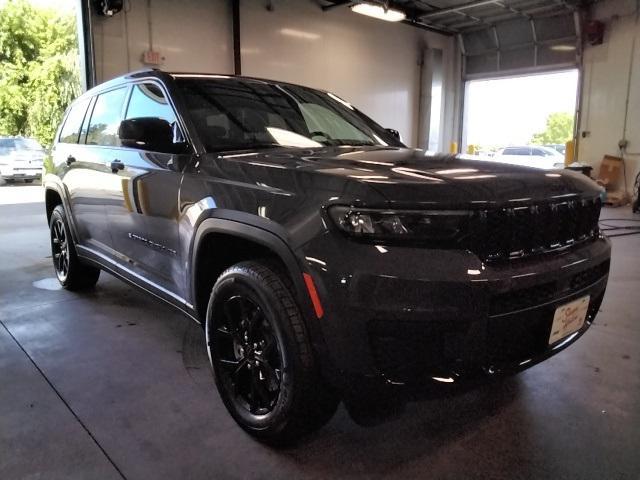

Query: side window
[59,98,90,144]
[125,82,177,125]
[86,87,128,147]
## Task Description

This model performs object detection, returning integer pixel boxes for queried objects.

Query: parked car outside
[43,70,610,444]
[545,143,567,155]
[495,145,566,169]
[0,137,45,183]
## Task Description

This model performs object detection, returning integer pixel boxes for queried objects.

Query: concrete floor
[1,184,639,480]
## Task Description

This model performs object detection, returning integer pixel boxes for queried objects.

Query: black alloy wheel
[49,205,100,290]
[206,261,339,444]
[213,294,284,416]
[51,215,70,283]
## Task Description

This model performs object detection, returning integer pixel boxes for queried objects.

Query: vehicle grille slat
[470,197,601,262]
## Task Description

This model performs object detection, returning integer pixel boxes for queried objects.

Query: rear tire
[206,261,338,445]
[49,205,100,290]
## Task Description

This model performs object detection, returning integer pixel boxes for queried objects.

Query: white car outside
[494,145,566,170]
[0,137,45,183]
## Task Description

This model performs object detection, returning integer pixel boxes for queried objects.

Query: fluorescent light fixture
[550,44,576,52]
[351,2,406,22]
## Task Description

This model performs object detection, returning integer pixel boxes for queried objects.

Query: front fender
[186,206,322,332]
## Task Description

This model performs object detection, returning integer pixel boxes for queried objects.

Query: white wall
[239,0,457,147]
[91,0,233,82]
[578,0,640,193]
[89,0,459,149]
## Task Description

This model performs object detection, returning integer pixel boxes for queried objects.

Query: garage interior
[1,0,639,478]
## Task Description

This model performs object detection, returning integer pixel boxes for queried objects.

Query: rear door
[103,81,189,298]
[61,87,129,257]
[53,96,101,245]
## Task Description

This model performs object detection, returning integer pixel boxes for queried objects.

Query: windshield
[0,138,43,153]
[174,77,402,152]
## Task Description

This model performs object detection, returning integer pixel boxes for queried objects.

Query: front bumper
[298,232,611,395]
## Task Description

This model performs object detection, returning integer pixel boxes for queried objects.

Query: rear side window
[86,87,128,147]
[59,98,90,144]
[125,83,177,124]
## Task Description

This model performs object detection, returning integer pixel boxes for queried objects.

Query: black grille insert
[467,197,601,263]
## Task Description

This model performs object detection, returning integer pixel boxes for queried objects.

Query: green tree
[0,0,79,147]
[530,112,574,145]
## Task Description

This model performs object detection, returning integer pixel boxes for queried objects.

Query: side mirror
[119,117,187,154]
[385,128,402,142]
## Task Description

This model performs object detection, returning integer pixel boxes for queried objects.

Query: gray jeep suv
[44,70,610,444]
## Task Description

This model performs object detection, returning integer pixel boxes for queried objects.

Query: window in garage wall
[461,69,579,157]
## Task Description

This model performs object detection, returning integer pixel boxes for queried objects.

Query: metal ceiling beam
[493,1,532,20]
[402,18,457,34]
[421,0,503,18]
[445,4,566,30]
[419,0,576,28]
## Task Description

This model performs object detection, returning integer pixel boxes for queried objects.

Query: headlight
[327,206,471,243]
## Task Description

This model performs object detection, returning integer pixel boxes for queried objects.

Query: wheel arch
[45,186,63,223]
[190,218,314,325]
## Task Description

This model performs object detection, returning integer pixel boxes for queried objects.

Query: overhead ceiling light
[351,2,406,22]
[550,44,577,52]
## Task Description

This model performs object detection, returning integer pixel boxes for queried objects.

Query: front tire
[49,205,100,290]
[206,261,338,445]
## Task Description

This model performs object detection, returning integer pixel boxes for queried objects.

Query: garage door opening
[462,70,579,168]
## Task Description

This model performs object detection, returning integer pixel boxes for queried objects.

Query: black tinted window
[125,83,176,124]
[86,87,127,146]
[175,77,401,152]
[59,98,90,144]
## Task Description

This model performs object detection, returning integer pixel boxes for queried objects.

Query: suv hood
[214,146,602,207]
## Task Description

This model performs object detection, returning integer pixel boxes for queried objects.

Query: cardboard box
[596,155,623,189]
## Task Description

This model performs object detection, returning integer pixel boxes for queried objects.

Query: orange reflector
[303,273,324,319]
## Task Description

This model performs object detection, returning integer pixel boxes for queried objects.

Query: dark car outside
[43,70,610,444]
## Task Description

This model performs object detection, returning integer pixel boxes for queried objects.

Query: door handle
[66,155,76,166]
[110,159,125,173]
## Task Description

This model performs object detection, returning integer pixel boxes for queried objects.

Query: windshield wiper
[328,140,377,147]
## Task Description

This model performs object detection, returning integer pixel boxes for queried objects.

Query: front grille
[466,196,601,262]
[490,259,610,316]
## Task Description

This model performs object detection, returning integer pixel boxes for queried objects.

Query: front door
[103,81,189,299]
